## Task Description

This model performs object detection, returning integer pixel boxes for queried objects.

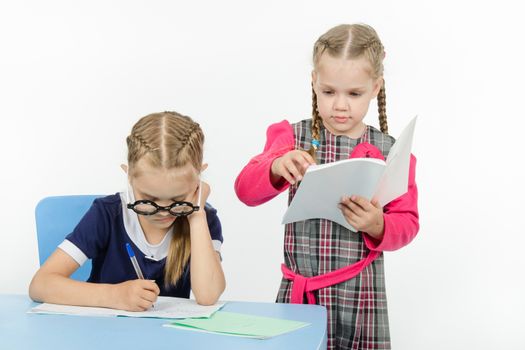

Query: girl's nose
[333,95,348,111]
[157,209,171,217]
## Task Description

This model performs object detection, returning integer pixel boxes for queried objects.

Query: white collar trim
[119,192,172,261]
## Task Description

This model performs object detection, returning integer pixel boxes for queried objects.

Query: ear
[311,70,318,90]
[120,164,128,174]
[372,77,383,98]
[200,163,208,173]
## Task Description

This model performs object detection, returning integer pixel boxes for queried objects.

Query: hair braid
[182,122,200,146]
[377,82,388,134]
[308,85,321,163]
[131,133,155,152]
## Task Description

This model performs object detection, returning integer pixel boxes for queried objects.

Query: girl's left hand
[339,195,384,240]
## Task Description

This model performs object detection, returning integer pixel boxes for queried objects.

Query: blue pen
[126,243,145,279]
[126,243,155,308]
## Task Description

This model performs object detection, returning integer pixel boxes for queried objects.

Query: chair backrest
[35,195,103,281]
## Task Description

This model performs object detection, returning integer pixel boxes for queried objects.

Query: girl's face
[129,160,200,230]
[312,53,382,138]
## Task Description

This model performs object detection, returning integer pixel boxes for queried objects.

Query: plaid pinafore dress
[277,119,396,350]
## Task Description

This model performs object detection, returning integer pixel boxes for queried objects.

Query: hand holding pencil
[106,243,159,312]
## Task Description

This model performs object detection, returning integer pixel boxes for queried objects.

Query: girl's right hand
[271,150,315,185]
[111,279,160,311]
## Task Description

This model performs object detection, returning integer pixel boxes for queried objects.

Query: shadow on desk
[0,295,327,350]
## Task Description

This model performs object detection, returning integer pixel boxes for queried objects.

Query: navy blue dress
[62,193,223,297]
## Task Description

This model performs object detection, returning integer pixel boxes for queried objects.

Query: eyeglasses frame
[125,179,202,217]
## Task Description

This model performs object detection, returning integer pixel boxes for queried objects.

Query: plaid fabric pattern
[277,119,395,350]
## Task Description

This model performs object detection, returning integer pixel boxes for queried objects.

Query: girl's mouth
[155,217,175,224]
[333,116,349,123]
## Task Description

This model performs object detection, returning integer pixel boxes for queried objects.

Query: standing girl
[235,24,419,349]
[30,111,225,310]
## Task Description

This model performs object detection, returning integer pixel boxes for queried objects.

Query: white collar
[119,191,172,261]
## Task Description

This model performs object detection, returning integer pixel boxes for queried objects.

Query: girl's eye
[322,90,334,95]
[349,92,362,97]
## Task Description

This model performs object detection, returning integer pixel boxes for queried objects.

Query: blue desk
[0,295,327,349]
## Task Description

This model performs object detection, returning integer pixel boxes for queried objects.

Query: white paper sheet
[28,296,225,319]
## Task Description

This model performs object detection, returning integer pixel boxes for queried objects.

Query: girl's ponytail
[309,85,322,163]
[377,82,388,134]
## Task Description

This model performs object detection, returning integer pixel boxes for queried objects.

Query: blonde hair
[309,23,388,160]
[126,111,204,287]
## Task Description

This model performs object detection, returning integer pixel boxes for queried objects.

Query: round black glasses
[127,200,200,217]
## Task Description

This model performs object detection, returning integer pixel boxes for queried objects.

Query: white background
[1,1,524,349]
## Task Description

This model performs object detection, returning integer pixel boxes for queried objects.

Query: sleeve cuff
[211,239,222,252]
[58,239,89,266]
[212,239,223,261]
[363,231,384,251]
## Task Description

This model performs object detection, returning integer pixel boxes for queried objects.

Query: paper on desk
[28,296,225,319]
[163,311,310,339]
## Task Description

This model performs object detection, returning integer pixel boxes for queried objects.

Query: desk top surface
[0,294,327,350]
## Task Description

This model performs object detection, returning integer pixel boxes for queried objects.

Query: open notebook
[28,296,225,319]
[282,116,417,232]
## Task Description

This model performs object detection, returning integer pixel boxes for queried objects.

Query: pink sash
[281,250,380,304]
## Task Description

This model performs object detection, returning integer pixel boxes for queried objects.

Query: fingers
[340,206,359,228]
[140,289,158,305]
[347,195,373,210]
[134,281,159,311]
[137,279,159,296]
[338,202,354,219]
[140,279,160,295]
[299,151,316,166]
[132,291,157,311]
[340,196,366,216]
[294,151,315,172]
[370,198,382,209]
[282,174,296,185]
[120,280,160,311]
[273,158,300,185]
[338,195,385,236]
[136,299,153,311]
[283,159,303,185]
[273,150,315,185]
[338,196,372,231]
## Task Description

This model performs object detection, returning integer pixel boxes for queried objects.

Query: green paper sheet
[164,311,310,339]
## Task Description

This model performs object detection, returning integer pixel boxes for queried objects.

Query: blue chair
[35,195,103,281]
